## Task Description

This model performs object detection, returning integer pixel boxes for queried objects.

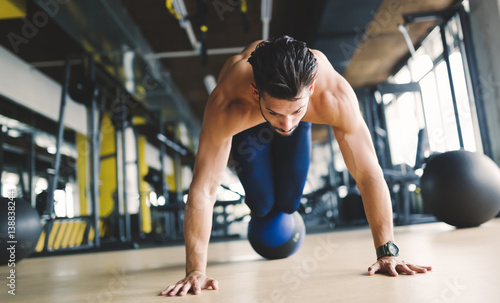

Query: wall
[469,0,500,164]
[0,45,87,134]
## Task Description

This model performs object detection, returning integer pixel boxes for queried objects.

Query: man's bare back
[204,40,358,144]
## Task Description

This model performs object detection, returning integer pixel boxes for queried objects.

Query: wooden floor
[2,219,500,303]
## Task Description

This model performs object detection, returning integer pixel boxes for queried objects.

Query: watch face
[389,243,399,255]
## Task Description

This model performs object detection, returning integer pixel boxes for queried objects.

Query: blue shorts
[231,122,312,217]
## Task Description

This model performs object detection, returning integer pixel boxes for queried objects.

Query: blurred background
[1,0,499,255]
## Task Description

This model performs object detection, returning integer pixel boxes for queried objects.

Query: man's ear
[250,83,260,100]
[309,79,316,95]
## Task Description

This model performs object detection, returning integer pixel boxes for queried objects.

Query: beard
[269,123,298,137]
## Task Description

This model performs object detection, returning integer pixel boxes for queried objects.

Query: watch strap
[376,241,399,259]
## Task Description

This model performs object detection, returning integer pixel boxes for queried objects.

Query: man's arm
[184,136,232,275]
[329,78,394,250]
[327,72,431,276]
[162,91,234,296]
[309,50,394,248]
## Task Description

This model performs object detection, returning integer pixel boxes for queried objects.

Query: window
[384,11,482,167]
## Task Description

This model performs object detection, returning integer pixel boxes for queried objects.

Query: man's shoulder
[310,48,326,59]
[310,49,338,77]
[222,40,263,69]
[241,40,264,56]
[206,89,247,111]
[202,88,258,140]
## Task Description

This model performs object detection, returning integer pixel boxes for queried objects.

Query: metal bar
[133,127,144,239]
[147,50,197,59]
[458,6,492,157]
[90,97,101,247]
[29,58,82,68]
[369,89,384,167]
[172,123,183,238]
[42,220,54,253]
[0,125,3,195]
[440,24,464,149]
[112,92,131,242]
[261,0,273,40]
[403,10,448,24]
[402,182,410,225]
[158,116,173,240]
[204,74,217,95]
[46,56,72,218]
[121,122,131,242]
[115,128,125,240]
[158,115,169,200]
[360,90,375,143]
[174,152,183,203]
[173,0,200,50]
[396,21,429,142]
[206,47,245,56]
[89,56,101,248]
[26,133,35,207]
[145,47,245,59]
[98,89,106,134]
[378,96,393,169]
[219,184,244,198]
[90,101,101,246]
[376,82,421,95]
[327,125,339,227]
[157,133,188,156]
[17,164,26,199]
[398,24,416,56]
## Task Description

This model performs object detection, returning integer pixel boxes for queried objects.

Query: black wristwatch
[376,241,399,259]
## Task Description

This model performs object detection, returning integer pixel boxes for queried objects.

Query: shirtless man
[161,35,432,297]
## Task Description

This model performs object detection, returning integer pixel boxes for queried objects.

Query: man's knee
[246,193,274,218]
[281,206,298,214]
[249,203,274,218]
[276,194,302,214]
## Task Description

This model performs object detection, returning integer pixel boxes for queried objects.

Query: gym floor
[3,218,499,303]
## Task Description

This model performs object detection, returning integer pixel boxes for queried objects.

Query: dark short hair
[248,35,318,101]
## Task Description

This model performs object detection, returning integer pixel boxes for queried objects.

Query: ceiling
[119,0,388,121]
[0,0,462,140]
[344,0,461,87]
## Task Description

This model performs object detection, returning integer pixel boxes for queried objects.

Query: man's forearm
[184,192,215,274]
[358,173,394,249]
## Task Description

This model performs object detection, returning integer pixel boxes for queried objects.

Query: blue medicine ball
[248,211,305,259]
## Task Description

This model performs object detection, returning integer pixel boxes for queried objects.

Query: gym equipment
[299,175,337,229]
[420,150,500,228]
[248,210,305,259]
[1,197,43,265]
[212,184,245,238]
[339,190,367,224]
